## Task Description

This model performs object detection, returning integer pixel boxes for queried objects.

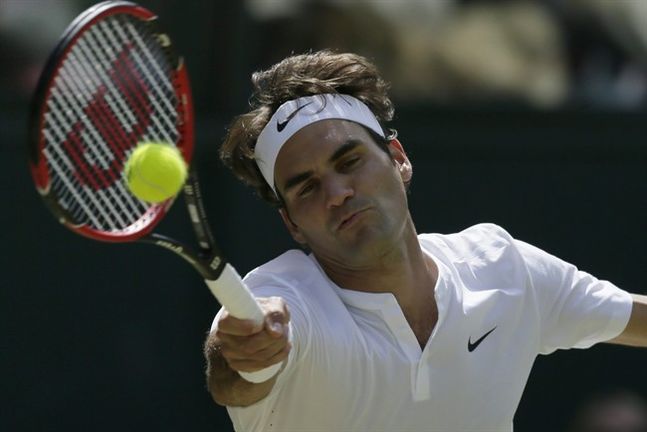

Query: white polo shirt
[217,223,632,432]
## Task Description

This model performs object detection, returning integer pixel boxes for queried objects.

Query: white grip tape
[204,263,281,383]
[205,264,263,322]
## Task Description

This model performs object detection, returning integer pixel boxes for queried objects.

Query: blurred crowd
[568,390,647,432]
[0,0,79,111]
[3,0,647,110]
[247,0,647,109]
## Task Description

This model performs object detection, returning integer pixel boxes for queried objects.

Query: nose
[324,175,354,209]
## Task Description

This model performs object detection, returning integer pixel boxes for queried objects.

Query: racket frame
[28,0,194,244]
[29,0,280,382]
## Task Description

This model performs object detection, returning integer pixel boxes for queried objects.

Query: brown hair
[219,50,396,207]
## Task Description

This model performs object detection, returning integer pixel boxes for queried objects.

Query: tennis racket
[28,0,278,382]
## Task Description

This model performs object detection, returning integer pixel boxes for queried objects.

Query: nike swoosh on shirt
[468,326,497,352]
[276,101,313,132]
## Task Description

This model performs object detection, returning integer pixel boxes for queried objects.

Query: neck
[316,217,438,310]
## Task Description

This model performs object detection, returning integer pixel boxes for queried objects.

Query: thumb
[265,314,284,338]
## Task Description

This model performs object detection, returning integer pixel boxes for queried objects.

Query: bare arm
[607,294,647,347]
[204,297,291,407]
[204,330,280,406]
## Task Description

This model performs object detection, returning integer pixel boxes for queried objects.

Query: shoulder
[244,249,318,289]
[419,223,517,264]
[243,249,343,313]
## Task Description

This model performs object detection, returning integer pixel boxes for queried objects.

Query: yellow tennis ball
[124,142,188,203]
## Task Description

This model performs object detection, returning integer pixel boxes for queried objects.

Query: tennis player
[204,50,646,431]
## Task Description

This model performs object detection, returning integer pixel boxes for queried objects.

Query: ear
[387,139,412,184]
[279,208,307,245]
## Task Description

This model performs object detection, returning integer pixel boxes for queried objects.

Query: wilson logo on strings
[58,44,153,190]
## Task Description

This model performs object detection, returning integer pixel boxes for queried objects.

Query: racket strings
[42,14,181,233]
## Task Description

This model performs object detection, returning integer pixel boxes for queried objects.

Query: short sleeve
[514,239,632,354]
[209,269,312,378]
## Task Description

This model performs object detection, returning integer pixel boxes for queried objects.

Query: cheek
[286,200,323,230]
[373,164,409,212]
[371,161,402,192]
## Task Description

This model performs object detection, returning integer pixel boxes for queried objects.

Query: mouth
[337,208,370,231]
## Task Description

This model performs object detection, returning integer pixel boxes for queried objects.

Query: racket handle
[204,264,282,383]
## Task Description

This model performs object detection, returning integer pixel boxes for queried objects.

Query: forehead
[274,119,374,174]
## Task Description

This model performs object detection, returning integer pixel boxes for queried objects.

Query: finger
[267,340,291,364]
[265,320,284,338]
[218,315,263,336]
[256,296,290,319]
[227,343,291,373]
[263,302,290,338]
[218,331,287,359]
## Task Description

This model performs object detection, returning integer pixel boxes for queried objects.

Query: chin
[341,227,395,258]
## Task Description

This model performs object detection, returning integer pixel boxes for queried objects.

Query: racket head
[28,0,194,242]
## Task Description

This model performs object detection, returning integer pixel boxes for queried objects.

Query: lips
[336,208,369,230]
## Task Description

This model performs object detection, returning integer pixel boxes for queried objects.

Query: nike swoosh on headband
[276,101,314,132]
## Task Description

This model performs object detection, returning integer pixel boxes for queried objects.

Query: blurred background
[1,0,645,431]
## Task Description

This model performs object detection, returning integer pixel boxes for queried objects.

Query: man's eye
[298,183,315,197]
[341,157,360,170]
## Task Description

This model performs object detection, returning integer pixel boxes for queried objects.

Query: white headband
[254,94,385,194]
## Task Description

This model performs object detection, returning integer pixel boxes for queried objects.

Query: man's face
[274,119,412,268]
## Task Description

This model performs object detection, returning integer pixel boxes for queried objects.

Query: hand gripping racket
[28,1,279,382]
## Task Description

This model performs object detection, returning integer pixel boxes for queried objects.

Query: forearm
[608,294,647,347]
[204,333,277,407]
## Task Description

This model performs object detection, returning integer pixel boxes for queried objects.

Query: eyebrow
[281,139,362,194]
